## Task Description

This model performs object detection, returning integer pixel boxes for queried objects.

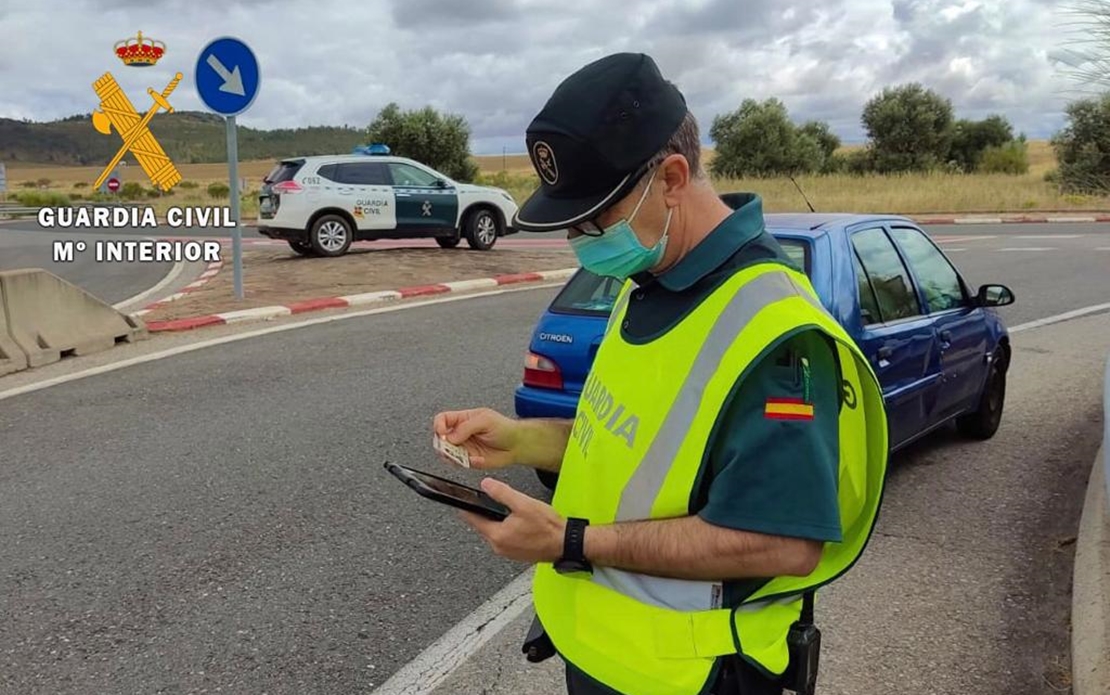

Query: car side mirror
[977,284,1014,307]
[435,179,448,188]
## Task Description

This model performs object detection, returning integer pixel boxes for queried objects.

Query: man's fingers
[480,478,532,509]
[448,413,490,445]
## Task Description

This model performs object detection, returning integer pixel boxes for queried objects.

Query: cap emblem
[532,141,559,186]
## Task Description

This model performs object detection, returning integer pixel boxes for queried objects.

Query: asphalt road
[0,226,174,306]
[0,224,1107,694]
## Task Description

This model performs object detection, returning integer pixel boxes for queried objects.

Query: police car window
[264,160,303,183]
[850,228,921,322]
[337,163,389,185]
[889,227,967,313]
[388,163,440,187]
[551,270,622,315]
[317,164,339,182]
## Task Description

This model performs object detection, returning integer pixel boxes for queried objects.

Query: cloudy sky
[0,0,1099,154]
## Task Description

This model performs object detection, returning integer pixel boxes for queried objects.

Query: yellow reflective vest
[532,262,889,695]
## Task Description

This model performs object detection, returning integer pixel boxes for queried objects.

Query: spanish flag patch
[764,397,814,421]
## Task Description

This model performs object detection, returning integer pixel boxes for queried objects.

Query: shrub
[73,182,88,189]
[178,180,200,189]
[978,140,1029,175]
[13,190,71,206]
[207,182,230,199]
[119,182,145,200]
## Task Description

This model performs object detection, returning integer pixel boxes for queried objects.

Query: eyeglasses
[565,159,664,238]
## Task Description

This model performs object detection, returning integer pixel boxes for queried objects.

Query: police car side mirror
[977,284,1014,307]
[435,179,448,188]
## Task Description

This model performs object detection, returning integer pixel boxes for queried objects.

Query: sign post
[195,36,260,301]
[0,162,7,197]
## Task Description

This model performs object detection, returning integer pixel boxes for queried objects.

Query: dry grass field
[4,140,1106,217]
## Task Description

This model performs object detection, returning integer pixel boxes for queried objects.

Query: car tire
[309,214,353,257]
[436,233,461,248]
[288,239,315,256]
[464,208,500,251]
[536,469,559,492]
[956,347,1008,440]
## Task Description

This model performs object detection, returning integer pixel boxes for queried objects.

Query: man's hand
[433,408,521,470]
[458,478,565,564]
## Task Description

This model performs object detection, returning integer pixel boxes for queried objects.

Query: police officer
[432,53,888,695]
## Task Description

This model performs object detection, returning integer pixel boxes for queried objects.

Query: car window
[264,160,303,183]
[317,164,339,182]
[388,163,440,187]
[850,227,922,322]
[889,226,967,313]
[336,162,389,185]
[550,270,624,315]
[852,249,884,326]
[776,238,810,275]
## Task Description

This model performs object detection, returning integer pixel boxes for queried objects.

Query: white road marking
[368,571,534,695]
[1013,235,1082,240]
[999,247,1054,252]
[112,258,186,311]
[936,235,997,243]
[0,281,565,404]
[1010,303,1110,333]
[1097,248,1110,251]
[943,248,967,252]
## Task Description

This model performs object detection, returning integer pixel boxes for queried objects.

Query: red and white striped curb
[914,214,1110,225]
[131,260,224,317]
[140,267,578,333]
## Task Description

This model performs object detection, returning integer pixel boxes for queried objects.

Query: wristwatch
[554,517,592,575]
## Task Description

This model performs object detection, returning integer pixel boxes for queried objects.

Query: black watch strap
[556,517,592,574]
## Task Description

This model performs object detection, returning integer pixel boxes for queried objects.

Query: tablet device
[385,462,509,521]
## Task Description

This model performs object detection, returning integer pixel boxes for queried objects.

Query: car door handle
[940,330,952,342]
[877,345,893,360]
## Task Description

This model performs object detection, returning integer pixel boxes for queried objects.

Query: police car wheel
[956,348,1007,440]
[536,469,559,491]
[464,209,500,251]
[310,215,353,257]
[288,240,315,256]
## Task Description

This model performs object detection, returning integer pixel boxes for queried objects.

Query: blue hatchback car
[514,213,1014,486]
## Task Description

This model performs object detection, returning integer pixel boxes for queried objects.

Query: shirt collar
[633,192,766,292]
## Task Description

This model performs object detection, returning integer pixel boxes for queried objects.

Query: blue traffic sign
[195,36,260,117]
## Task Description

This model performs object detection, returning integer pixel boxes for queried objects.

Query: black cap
[512,53,688,232]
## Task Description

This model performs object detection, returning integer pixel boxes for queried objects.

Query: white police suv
[257,146,520,256]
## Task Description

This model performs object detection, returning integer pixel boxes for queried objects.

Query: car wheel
[309,214,353,257]
[536,469,559,492]
[464,208,500,251]
[288,240,315,256]
[956,348,1008,440]
[436,233,461,248]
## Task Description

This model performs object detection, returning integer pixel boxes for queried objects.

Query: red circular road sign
[107,178,120,192]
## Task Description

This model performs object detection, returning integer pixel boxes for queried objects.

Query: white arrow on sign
[206,53,246,96]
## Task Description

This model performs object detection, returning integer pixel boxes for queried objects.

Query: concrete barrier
[1070,352,1109,695]
[0,268,147,369]
[0,288,28,376]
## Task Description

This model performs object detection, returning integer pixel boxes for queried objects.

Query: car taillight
[272,181,303,194]
[523,351,563,390]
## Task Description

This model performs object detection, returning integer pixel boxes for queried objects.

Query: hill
[0,111,367,166]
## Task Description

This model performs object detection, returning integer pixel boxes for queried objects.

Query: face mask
[569,170,673,280]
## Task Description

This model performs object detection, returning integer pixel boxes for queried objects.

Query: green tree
[366,103,480,182]
[1051,93,1110,193]
[861,83,955,172]
[799,120,841,159]
[948,115,1014,172]
[709,98,831,177]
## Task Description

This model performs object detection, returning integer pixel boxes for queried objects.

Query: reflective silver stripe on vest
[615,270,826,521]
[592,270,830,613]
[604,284,632,336]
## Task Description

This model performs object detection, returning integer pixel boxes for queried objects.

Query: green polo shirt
[624,192,843,597]
[562,193,843,694]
